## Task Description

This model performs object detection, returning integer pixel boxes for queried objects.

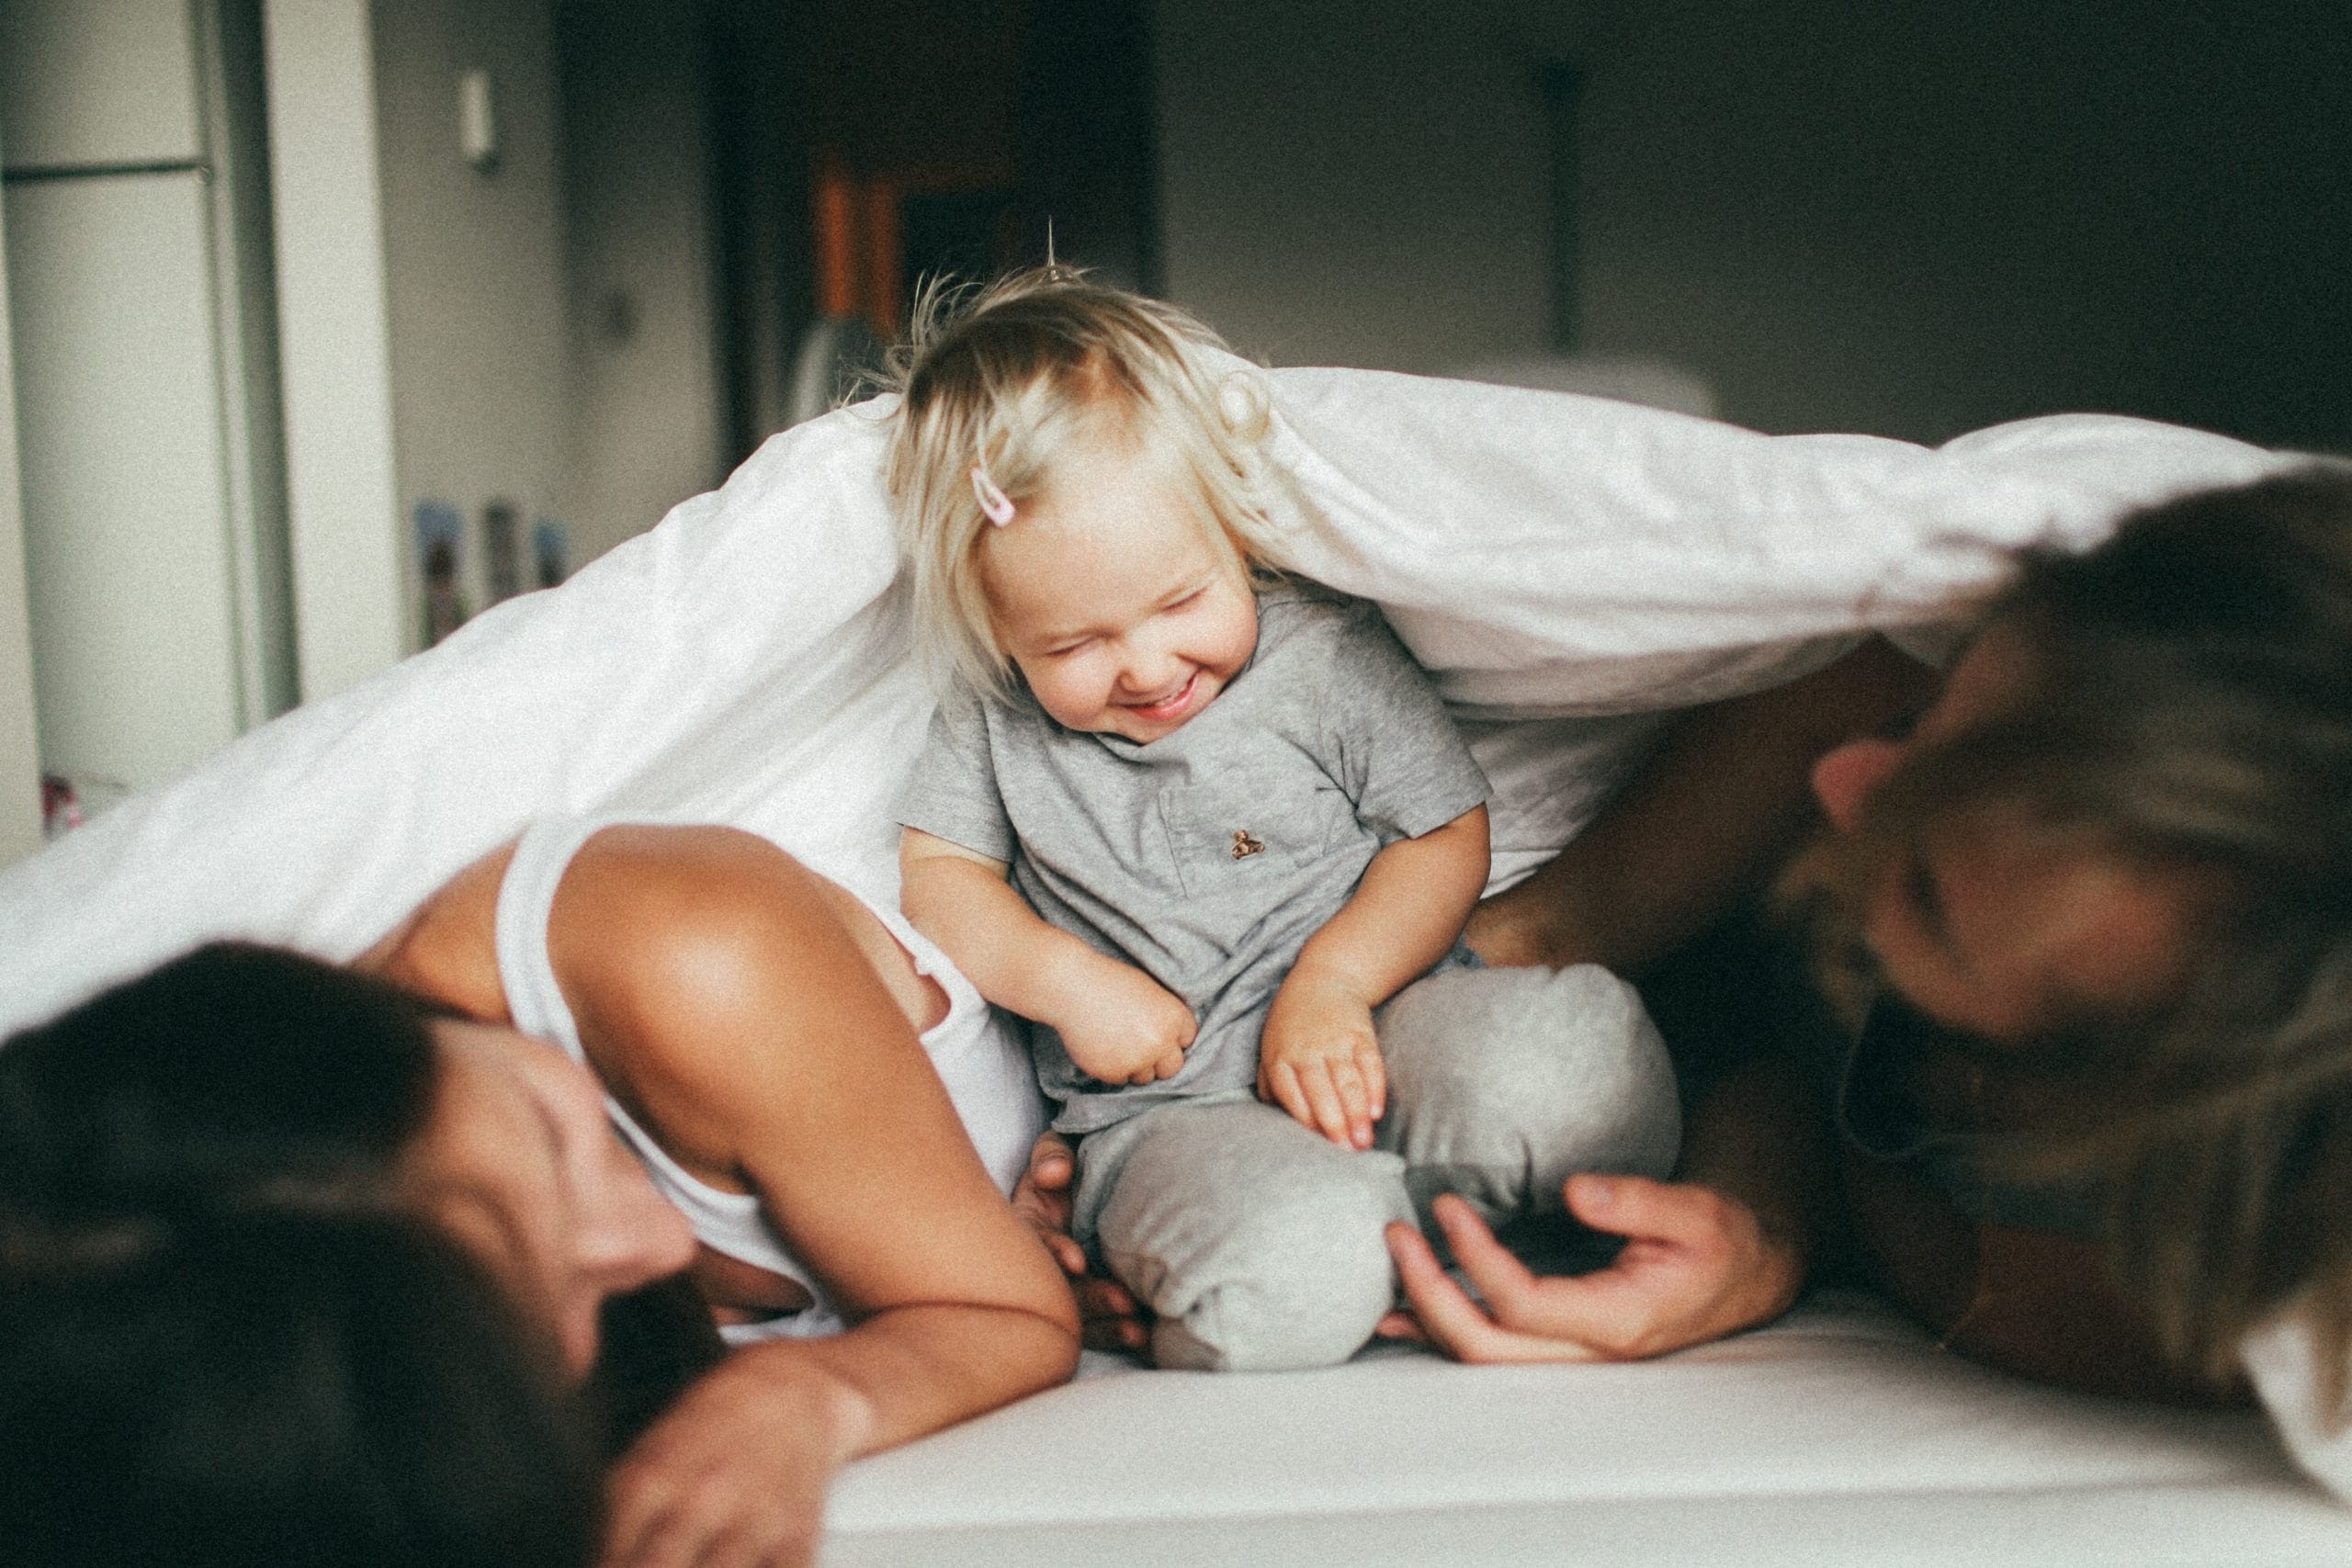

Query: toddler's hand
[1053,955,1197,1086]
[1259,975,1385,1149]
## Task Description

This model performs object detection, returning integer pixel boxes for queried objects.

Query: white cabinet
[0,0,289,800]
[5,172,245,787]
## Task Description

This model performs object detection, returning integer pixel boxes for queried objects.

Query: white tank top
[494,817,1044,1344]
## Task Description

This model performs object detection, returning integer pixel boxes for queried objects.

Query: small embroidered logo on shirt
[1231,829,1264,860]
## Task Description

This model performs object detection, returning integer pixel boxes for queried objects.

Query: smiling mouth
[1120,671,1199,724]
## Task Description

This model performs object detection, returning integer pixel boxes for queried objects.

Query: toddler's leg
[1374,964,1680,1230]
[1080,1096,1413,1372]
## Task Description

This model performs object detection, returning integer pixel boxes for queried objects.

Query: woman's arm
[1261,805,1490,1148]
[551,828,1080,1568]
[899,828,1195,1085]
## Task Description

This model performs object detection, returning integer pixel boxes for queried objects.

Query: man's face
[1806,627,2214,1043]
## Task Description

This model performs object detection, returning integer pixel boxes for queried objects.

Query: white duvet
[6,363,2337,1498]
[0,366,2282,1024]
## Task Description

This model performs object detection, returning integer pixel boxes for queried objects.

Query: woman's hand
[1052,954,1196,1086]
[1258,970,1386,1149]
[1009,1132,1150,1353]
[602,1348,874,1568]
[1378,1174,1802,1362]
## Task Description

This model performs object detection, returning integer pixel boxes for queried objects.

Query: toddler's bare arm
[900,829,1194,1085]
[1261,805,1490,1146]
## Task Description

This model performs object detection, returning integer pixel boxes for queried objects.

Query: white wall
[1568,0,2352,447]
[556,4,724,567]
[370,0,571,625]
[1151,3,2352,452]
[0,175,43,865]
[264,0,405,700]
[1152,0,1552,374]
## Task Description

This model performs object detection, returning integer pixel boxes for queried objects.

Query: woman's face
[1807,627,2212,1043]
[397,1020,695,1378]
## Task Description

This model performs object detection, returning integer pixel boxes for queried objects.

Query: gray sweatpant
[1070,963,1680,1372]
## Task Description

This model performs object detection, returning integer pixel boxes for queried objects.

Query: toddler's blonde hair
[882,265,1291,702]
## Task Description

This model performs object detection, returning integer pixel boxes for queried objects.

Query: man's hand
[1009,1132,1148,1353]
[1377,1173,1802,1362]
[1051,956,1196,1086]
[1258,971,1385,1148]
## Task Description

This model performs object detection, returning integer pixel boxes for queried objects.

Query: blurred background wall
[3,0,2347,850]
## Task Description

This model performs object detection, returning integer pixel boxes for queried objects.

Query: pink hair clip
[970,465,1016,527]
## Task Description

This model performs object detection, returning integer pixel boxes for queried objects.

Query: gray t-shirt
[895,585,1489,1134]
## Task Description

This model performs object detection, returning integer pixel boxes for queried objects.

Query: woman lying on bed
[1380,466,2352,1492]
[3,824,1081,1567]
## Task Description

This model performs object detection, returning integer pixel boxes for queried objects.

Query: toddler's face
[978,434,1257,744]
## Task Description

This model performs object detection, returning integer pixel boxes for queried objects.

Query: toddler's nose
[1118,644,1184,699]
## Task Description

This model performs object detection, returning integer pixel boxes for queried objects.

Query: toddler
[888,268,1679,1371]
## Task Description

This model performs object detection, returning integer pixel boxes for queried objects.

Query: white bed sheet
[821,1295,2352,1567]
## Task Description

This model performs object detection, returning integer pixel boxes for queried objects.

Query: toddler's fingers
[1264,1060,1313,1130]
[1329,1059,1374,1150]
[1356,1038,1387,1123]
[1301,1061,1353,1146]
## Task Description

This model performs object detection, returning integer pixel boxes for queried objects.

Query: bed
[826,1302,2352,1565]
[3,364,2341,1564]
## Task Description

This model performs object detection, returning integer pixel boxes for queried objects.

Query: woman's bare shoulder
[548,826,878,1108]
[355,840,516,1021]
[555,826,843,995]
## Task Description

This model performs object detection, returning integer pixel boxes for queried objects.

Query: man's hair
[880,265,1295,702]
[1791,464,2352,1405]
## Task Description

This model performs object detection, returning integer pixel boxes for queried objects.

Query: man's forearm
[1468,637,1937,975]
[1674,1048,1843,1299]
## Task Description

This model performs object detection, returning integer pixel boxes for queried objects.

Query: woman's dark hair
[0,943,603,1565]
[1792,463,2352,1404]
[0,941,439,1245]
[0,1212,599,1568]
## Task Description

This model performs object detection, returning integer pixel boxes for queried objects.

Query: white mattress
[822,1294,2352,1566]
